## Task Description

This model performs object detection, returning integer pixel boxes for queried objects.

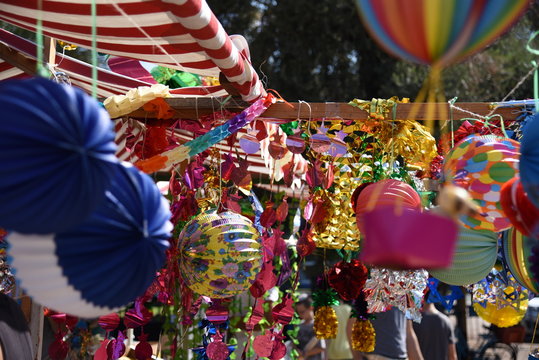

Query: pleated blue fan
[8,163,172,318]
[521,113,539,208]
[0,77,118,233]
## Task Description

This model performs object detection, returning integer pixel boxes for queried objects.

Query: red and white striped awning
[0,28,153,97]
[0,28,229,98]
[0,0,265,102]
[0,59,26,81]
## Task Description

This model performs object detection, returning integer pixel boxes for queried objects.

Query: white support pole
[29,301,44,360]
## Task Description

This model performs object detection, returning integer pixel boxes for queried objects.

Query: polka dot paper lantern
[179,211,262,298]
[502,228,539,294]
[355,179,421,233]
[443,135,520,232]
[430,227,498,286]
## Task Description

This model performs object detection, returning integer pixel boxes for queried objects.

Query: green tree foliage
[207,0,539,102]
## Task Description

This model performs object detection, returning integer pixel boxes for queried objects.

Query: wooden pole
[126,98,522,122]
[28,301,44,360]
[44,36,56,68]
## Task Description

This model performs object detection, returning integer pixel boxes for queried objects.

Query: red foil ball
[328,259,368,301]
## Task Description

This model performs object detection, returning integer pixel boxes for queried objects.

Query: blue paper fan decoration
[8,163,172,318]
[521,113,539,208]
[0,77,118,234]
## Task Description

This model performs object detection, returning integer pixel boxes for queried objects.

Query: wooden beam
[127,97,521,122]
[0,40,37,76]
[29,302,44,360]
[44,37,56,67]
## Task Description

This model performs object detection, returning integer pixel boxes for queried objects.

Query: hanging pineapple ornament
[350,292,376,353]
[312,281,340,339]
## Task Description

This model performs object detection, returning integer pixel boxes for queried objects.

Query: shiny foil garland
[351,319,376,353]
[364,268,428,322]
[348,98,438,171]
[313,306,338,339]
[311,169,363,250]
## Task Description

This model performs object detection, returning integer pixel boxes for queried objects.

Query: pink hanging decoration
[48,333,69,360]
[124,299,152,329]
[269,338,287,360]
[98,313,120,332]
[246,300,265,331]
[272,296,294,325]
[206,334,231,360]
[250,262,277,298]
[135,333,153,360]
[107,331,126,360]
[93,339,110,360]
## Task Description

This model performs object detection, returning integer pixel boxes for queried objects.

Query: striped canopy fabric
[0,0,265,101]
[1,28,153,97]
[0,59,26,81]
[0,28,229,98]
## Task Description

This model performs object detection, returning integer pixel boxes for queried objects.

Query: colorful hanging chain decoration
[191,320,235,360]
[350,292,376,353]
[136,94,275,173]
[44,309,100,360]
[426,277,463,312]
[364,268,428,322]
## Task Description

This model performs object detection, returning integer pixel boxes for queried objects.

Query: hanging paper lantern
[502,228,539,294]
[361,208,458,269]
[355,179,421,233]
[443,135,520,232]
[355,0,529,67]
[0,77,119,234]
[430,227,498,286]
[500,177,539,237]
[179,211,262,298]
[521,114,539,208]
[8,163,172,318]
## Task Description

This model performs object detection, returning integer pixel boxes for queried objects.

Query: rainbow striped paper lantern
[355,0,529,67]
[502,228,539,294]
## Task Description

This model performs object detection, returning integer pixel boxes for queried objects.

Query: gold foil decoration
[301,97,438,172]
[351,319,376,352]
[312,169,362,251]
[313,306,338,339]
